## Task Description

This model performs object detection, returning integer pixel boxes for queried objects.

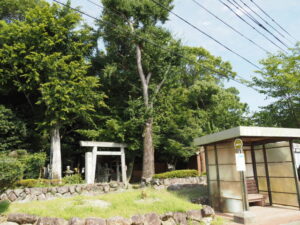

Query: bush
[23,152,47,179]
[16,179,61,188]
[62,174,83,185]
[0,200,10,213]
[0,156,23,193]
[153,169,199,179]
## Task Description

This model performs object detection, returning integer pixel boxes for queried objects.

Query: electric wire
[52,0,260,92]
[191,0,269,54]
[249,0,297,41]
[217,0,288,53]
[227,0,290,49]
[149,0,261,70]
[237,0,294,45]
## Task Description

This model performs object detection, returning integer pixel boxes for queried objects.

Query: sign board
[235,153,246,171]
[234,138,243,150]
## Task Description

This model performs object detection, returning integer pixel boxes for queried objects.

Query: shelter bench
[246,179,265,206]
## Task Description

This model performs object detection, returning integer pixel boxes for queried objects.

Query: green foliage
[252,44,300,127]
[62,174,83,185]
[0,155,23,193]
[16,179,61,188]
[0,105,27,152]
[22,152,46,179]
[8,188,200,219]
[153,170,199,179]
[0,200,10,213]
[0,0,43,22]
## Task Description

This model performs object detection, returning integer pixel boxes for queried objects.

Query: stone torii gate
[80,141,127,184]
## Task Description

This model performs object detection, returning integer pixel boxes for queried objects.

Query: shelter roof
[194,126,300,146]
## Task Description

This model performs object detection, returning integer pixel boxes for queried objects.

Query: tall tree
[252,44,300,127]
[0,2,105,179]
[98,0,181,180]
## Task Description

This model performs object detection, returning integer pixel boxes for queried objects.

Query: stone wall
[0,182,124,203]
[0,205,215,225]
[151,176,206,188]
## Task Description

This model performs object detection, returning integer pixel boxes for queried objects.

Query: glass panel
[219,165,240,181]
[256,163,266,176]
[220,181,242,199]
[217,148,235,165]
[258,177,268,191]
[265,141,289,149]
[266,147,291,162]
[268,162,294,177]
[207,147,216,165]
[254,145,263,150]
[245,164,254,178]
[270,178,297,193]
[255,150,264,162]
[216,142,234,150]
[245,151,252,163]
[272,193,298,207]
[210,181,220,210]
[221,198,243,213]
[209,165,217,180]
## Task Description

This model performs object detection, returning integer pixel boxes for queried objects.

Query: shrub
[16,179,61,188]
[0,200,10,213]
[153,169,199,179]
[0,156,23,193]
[62,174,83,185]
[23,152,47,179]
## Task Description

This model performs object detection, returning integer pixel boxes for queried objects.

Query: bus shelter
[194,126,300,214]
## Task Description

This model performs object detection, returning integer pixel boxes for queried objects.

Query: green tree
[0,2,105,179]
[98,0,182,180]
[0,105,27,152]
[252,44,300,127]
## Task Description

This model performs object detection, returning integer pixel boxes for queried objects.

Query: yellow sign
[234,138,243,150]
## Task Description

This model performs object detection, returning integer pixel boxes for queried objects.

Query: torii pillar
[80,141,127,185]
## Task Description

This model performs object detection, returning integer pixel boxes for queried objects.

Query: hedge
[153,169,199,179]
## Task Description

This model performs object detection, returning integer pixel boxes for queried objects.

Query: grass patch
[7,188,201,219]
[0,200,10,214]
[170,185,208,201]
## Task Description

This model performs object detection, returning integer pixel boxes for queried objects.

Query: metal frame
[289,139,300,209]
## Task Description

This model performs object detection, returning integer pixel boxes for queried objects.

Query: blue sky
[49,0,300,112]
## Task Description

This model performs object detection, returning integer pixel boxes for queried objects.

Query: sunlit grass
[8,188,202,219]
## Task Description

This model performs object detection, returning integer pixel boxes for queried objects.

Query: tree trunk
[50,125,62,180]
[142,118,155,181]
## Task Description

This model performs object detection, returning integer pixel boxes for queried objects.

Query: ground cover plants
[5,188,201,219]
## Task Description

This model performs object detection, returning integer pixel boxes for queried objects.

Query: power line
[86,0,257,79]
[191,0,269,54]
[149,0,261,70]
[237,0,294,45]
[52,0,260,93]
[217,0,288,53]
[227,0,290,49]
[249,0,297,41]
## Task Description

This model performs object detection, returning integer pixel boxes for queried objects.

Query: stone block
[0,194,8,201]
[186,210,202,222]
[85,218,106,225]
[36,217,68,225]
[106,216,131,225]
[0,222,19,225]
[8,192,17,202]
[31,188,42,196]
[75,186,82,193]
[13,189,24,196]
[69,218,85,225]
[103,185,109,193]
[173,212,187,225]
[160,212,173,221]
[234,211,256,225]
[8,213,39,224]
[144,213,160,225]
[57,187,69,194]
[69,186,75,194]
[37,194,46,201]
[201,205,215,217]
[131,214,144,225]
